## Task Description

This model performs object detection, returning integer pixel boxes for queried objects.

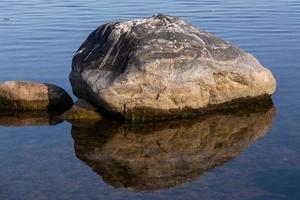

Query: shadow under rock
[71,102,276,191]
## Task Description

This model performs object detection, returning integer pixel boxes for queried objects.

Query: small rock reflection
[0,111,62,127]
[71,104,276,191]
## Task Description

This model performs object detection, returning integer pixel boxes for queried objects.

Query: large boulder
[70,13,276,120]
[0,81,73,111]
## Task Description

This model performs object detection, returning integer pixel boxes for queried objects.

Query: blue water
[0,0,300,199]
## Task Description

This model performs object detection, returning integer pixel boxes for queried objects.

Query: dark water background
[0,0,300,199]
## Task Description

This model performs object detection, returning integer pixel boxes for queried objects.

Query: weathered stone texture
[70,14,276,120]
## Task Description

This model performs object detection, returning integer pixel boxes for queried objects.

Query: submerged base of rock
[60,99,102,122]
[119,94,273,121]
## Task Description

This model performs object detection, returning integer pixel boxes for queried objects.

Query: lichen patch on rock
[60,99,102,122]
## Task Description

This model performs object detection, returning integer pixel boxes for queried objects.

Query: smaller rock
[60,99,102,121]
[0,81,73,111]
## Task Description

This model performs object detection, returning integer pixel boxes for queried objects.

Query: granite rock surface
[70,14,276,120]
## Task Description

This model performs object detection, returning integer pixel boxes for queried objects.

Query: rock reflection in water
[71,105,275,191]
[0,111,62,127]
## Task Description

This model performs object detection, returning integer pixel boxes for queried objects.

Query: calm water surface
[1,0,300,199]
